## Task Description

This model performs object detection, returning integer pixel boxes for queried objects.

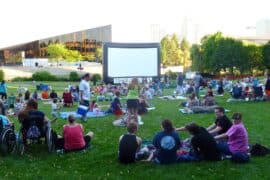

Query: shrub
[12,77,33,81]
[166,70,177,80]
[92,73,102,81]
[32,71,57,81]
[0,70,4,81]
[69,71,80,81]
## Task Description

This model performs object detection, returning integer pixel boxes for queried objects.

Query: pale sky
[0,0,270,48]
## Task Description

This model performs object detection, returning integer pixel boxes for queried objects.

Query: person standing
[79,73,91,121]
[194,72,202,98]
[176,72,184,95]
[0,80,8,100]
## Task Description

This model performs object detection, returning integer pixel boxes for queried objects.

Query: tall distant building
[181,17,201,44]
[256,19,270,37]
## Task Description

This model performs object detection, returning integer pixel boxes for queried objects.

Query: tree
[200,32,223,73]
[64,49,82,62]
[190,44,203,72]
[243,44,263,75]
[160,35,170,65]
[160,34,184,66]
[262,41,270,70]
[95,47,103,63]
[47,43,82,63]
[180,38,190,70]
[47,44,67,63]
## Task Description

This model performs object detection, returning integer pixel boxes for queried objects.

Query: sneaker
[81,117,87,122]
[56,149,64,154]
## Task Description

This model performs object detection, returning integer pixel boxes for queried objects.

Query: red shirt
[63,124,85,150]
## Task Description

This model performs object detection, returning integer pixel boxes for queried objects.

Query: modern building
[0,25,112,64]
[256,19,270,37]
[236,36,270,45]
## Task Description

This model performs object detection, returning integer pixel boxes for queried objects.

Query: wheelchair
[0,119,17,156]
[17,113,55,154]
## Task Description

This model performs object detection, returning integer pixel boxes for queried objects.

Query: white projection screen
[103,43,160,82]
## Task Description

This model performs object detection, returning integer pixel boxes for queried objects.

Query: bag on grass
[250,143,270,156]
[27,125,41,139]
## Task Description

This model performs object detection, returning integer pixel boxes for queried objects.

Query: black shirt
[191,127,221,161]
[119,134,138,164]
[215,115,232,134]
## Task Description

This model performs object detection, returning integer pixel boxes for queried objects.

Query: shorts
[80,100,90,106]
[127,99,139,109]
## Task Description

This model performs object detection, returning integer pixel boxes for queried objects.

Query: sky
[0,0,270,48]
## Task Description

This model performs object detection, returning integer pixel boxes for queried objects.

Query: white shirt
[52,103,58,112]
[79,79,91,101]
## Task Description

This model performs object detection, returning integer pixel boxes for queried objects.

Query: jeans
[217,141,249,163]
[177,151,201,162]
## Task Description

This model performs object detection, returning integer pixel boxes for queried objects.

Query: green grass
[1,82,270,179]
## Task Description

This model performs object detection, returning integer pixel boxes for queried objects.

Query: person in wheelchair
[18,99,51,145]
[0,113,16,155]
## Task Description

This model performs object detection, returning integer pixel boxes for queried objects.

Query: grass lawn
[0,81,270,179]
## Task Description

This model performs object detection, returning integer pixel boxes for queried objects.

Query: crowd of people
[0,72,269,166]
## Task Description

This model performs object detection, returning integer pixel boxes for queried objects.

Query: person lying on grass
[147,119,181,164]
[207,106,232,135]
[118,122,142,164]
[176,123,221,162]
[55,114,94,152]
[215,112,250,163]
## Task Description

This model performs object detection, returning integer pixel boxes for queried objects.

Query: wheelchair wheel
[0,128,17,156]
[16,129,25,155]
[46,127,55,153]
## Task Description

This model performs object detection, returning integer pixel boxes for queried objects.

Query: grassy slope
[0,82,269,179]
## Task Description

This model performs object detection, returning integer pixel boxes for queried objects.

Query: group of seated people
[13,98,94,152]
[118,107,249,164]
[181,88,217,113]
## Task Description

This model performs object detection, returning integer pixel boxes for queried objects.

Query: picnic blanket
[159,96,187,100]
[113,115,144,126]
[60,111,107,119]
[147,107,156,111]
[179,107,230,114]
[226,98,247,102]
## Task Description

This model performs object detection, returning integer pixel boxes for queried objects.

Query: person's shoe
[81,117,87,122]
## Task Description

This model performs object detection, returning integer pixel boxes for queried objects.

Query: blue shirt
[153,131,181,164]
[0,115,10,128]
[0,83,7,93]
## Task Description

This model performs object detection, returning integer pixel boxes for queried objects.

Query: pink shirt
[226,122,248,153]
[64,124,85,150]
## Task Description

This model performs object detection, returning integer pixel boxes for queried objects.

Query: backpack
[26,125,41,139]
[250,143,270,156]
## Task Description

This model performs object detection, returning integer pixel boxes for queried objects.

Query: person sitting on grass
[150,119,181,164]
[50,90,58,99]
[176,123,221,162]
[110,91,123,119]
[24,90,30,101]
[215,113,249,163]
[41,90,49,99]
[207,107,232,135]
[119,122,142,164]
[202,89,216,106]
[63,88,73,107]
[55,115,94,152]
[32,91,38,100]
[137,95,149,115]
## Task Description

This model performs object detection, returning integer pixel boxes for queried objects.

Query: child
[14,97,24,115]
[51,98,61,118]
[111,91,123,119]
[93,103,101,114]
[89,100,98,112]
[119,122,142,164]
